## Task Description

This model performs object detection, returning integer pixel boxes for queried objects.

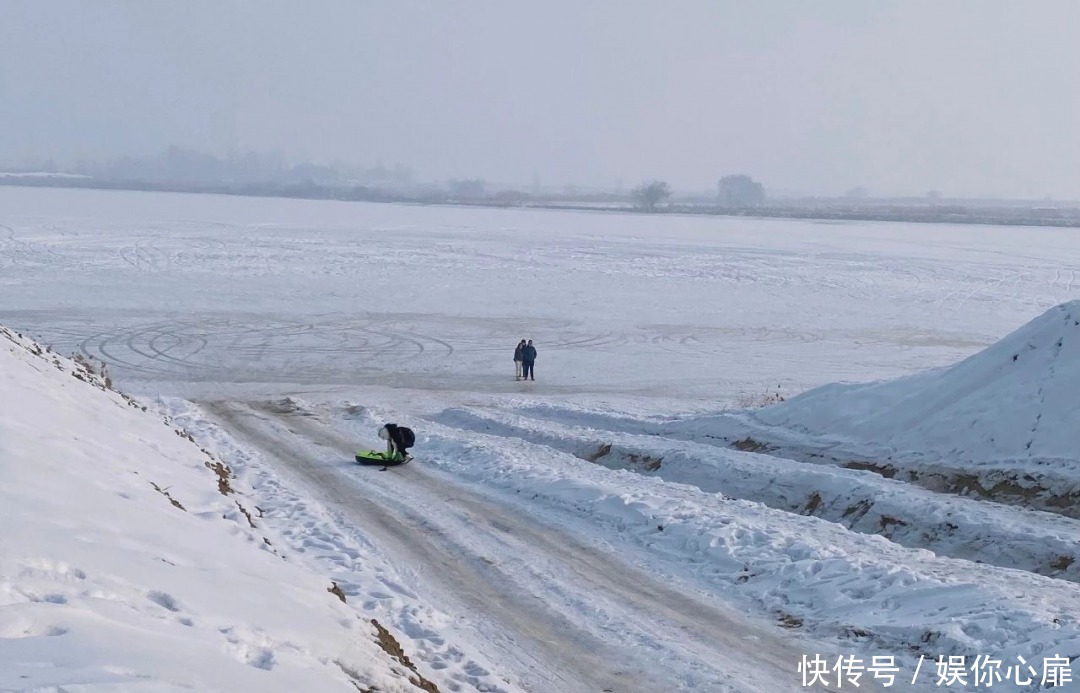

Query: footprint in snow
[146,590,181,612]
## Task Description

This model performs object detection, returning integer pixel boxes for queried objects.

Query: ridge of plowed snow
[429,405,1080,581]
[752,301,1080,464]
[0,326,417,692]
[414,405,1080,677]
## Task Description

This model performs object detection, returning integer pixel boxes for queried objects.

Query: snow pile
[0,326,421,692]
[753,300,1080,466]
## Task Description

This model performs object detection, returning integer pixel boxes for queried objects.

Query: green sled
[355,449,409,466]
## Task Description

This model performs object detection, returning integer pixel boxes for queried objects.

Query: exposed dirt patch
[625,453,663,472]
[235,501,256,528]
[844,460,897,479]
[724,423,1080,521]
[149,482,186,511]
[923,469,1080,518]
[840,626,872,641]
[371,618,440,692]
[804,492,823,515]
[205,459,234,495]
[328,582,347,603]
[732,437,771,453]
[586,443,612,462]
[841,499,873,523]
[878,515,909,537]
[777,613,803,629]
[947,473,1013,500]
[581,443,660,470]
[1051,555,1076,572]
[1043,493,1080,511]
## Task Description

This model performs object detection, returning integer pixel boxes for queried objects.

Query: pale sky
[2,1,1078,198]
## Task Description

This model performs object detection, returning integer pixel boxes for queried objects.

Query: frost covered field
[5,186,1080,692]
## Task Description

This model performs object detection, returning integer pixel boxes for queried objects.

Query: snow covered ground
[5,186,1080,691]
[0,326,430,692]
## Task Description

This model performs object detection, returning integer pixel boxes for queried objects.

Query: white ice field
[4,186,1080,692]
[6,186,1079,403]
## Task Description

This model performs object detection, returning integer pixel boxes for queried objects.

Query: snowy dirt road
[201,399,840,693]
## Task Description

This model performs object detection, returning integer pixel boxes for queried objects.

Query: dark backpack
[399,427,416,449]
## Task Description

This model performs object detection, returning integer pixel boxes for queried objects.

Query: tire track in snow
[206,400,831,693]
[206,401,644,693]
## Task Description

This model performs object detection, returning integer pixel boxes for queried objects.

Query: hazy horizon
[2,1,1078,199]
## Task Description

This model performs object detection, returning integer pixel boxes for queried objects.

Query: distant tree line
[628,174,767,212]
[69,147,416,189]
[6,170,1080,227]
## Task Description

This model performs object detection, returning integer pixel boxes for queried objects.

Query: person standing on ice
[521,339,537,381]
[514,339,526,380]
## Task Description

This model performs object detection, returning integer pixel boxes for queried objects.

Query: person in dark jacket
[521,340,537,381]
[513,339,526,380]
[378,423,414,461]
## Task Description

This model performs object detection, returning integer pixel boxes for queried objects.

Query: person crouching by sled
[514,339,526,380]
[378,423,415,461]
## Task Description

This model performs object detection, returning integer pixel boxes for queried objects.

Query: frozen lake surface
[4,186,1080,404]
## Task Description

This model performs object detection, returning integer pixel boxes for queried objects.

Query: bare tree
[717,174,766,207]
[632,180,671,212]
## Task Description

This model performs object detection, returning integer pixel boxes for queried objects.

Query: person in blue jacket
[521,339,537,381]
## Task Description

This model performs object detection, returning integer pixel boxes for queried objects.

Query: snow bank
[754,301,1080,465]
[412,410,1080,685]
[0,327,419,692]
[632,301,1080,515]
[431,406,1080,581]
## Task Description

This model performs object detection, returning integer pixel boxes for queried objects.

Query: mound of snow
[753,301,1080,465]
[0,327,417,692]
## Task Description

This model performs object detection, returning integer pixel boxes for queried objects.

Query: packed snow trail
[202,400,838,693]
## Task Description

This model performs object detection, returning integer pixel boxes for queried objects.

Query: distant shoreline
[4,176,1080,229]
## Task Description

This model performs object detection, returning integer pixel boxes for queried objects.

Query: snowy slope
[754,300,1080,465]
[0,326,427,692]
